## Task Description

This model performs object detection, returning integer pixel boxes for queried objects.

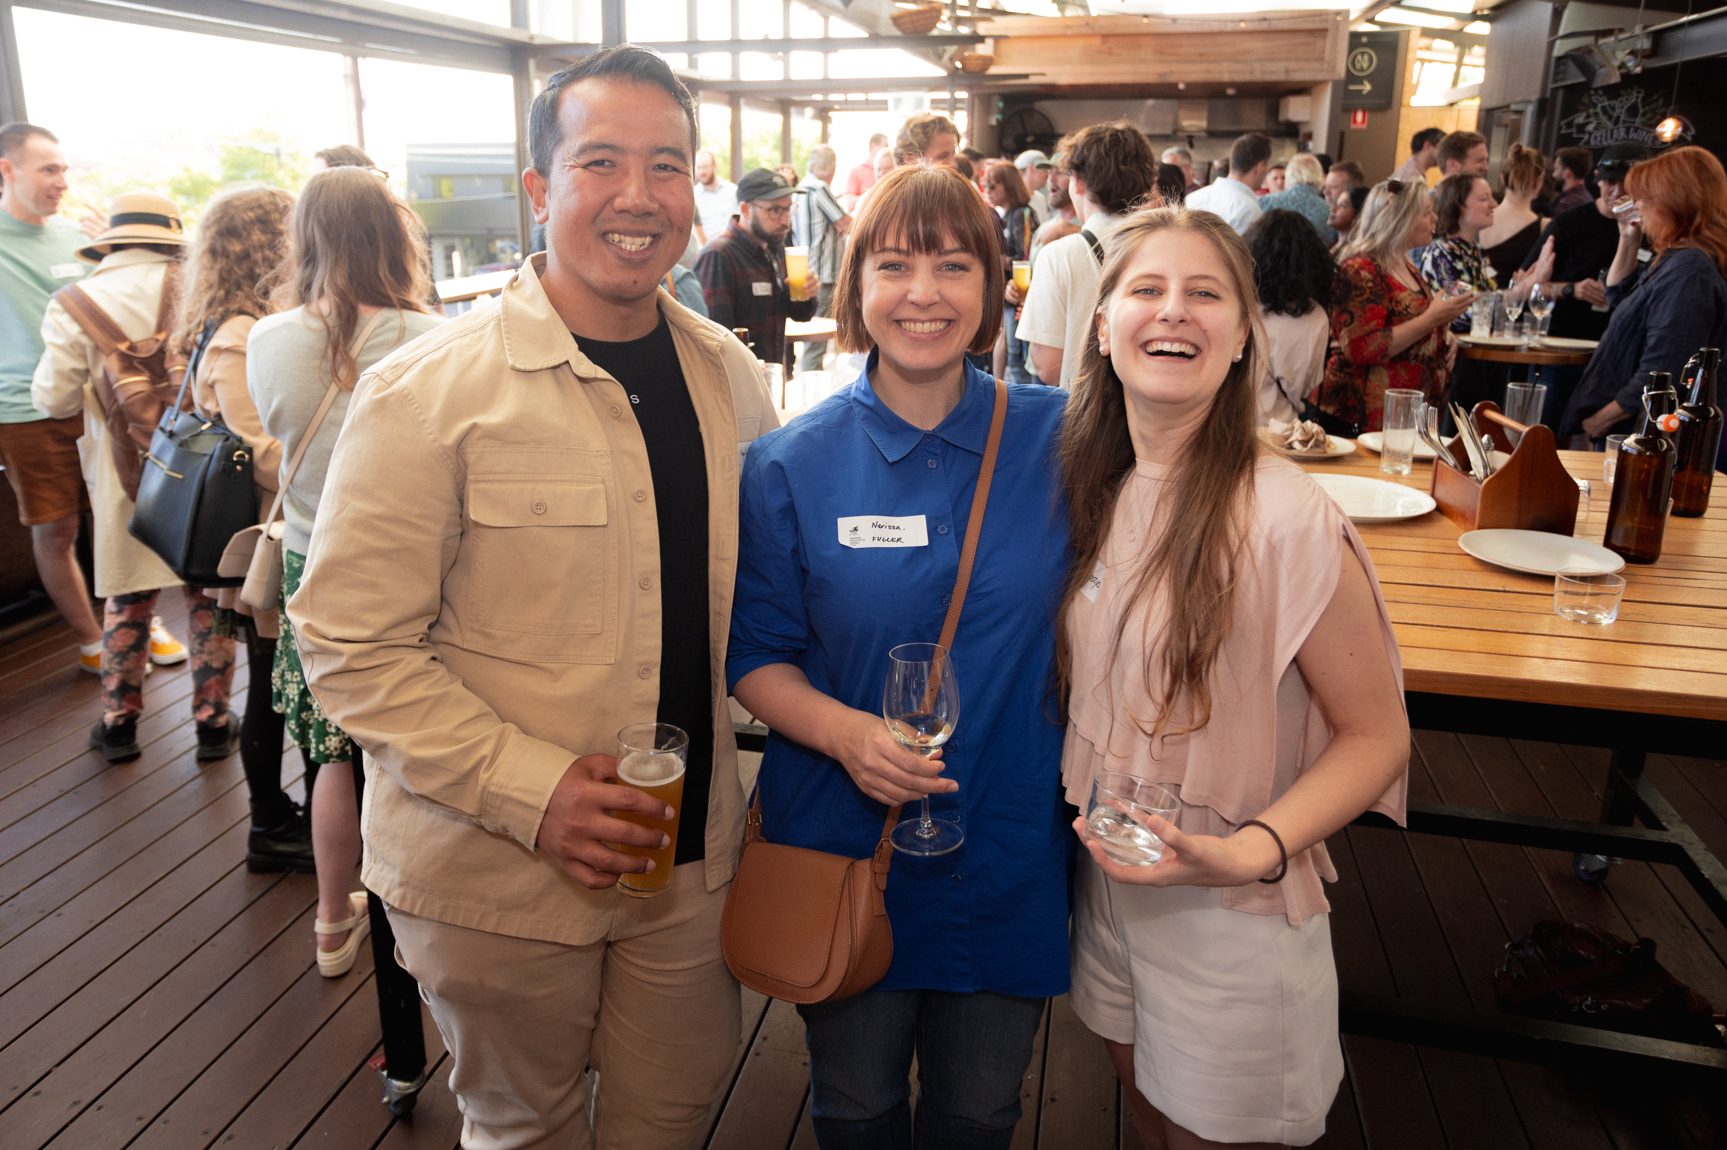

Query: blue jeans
[797,989,1046,1150]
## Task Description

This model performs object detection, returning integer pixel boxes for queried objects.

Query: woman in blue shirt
[728,164,1070,1150]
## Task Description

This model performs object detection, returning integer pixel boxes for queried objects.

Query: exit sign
[1349,109,1369,130]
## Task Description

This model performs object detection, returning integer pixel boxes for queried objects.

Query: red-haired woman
[1564,145,1727,441]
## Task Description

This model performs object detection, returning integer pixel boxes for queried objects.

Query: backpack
[53,266,186,502]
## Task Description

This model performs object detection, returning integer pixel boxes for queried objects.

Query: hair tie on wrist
[1239,818,1288,884]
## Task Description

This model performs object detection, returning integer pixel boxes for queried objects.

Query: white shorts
[1069,858,1343,1146]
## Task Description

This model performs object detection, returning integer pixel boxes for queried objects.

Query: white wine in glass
[1527,283,1554,338]
[1503,295,1525,343]
[882,642,963,856]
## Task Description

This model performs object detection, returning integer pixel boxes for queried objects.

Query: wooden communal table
[1458,341,1595,368]
[1297,444,1727,1075]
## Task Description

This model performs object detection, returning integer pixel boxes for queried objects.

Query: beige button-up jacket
[290,254,778,945]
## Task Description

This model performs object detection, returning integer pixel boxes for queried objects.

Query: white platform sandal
[315,890,372,978]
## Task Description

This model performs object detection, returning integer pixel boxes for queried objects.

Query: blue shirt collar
[853,350,996,463]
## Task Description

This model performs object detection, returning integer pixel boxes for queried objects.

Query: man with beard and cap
[695,166,818,368]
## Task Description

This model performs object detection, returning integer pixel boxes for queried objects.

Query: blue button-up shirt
[728,358,1072,996]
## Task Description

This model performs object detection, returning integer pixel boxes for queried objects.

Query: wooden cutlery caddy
[1431,402,1579,533]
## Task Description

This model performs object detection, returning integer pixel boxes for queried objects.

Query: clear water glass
[1554,569,1625,625]
[1603,433,1627,484]
[1380,389,1422,476]
[1084,772,1179,866]
[1503,381,1547,446]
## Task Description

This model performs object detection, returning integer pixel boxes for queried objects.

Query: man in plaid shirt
[694,167,816,368]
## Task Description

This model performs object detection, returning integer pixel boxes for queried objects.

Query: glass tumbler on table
[1553,569,1625,625]
[883,642,963,856]
[1503,381,1547,446]
[613,723,688,897]
[1085,771,1180,866]
[1380,389,1423,476]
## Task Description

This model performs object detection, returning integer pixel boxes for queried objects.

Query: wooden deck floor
[3,598,1725,1149]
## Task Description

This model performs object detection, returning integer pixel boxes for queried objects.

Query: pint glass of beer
[784,245,811,301]
[614,722,688,897]
[1011,260,1032,295]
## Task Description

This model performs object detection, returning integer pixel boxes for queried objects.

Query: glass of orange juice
[784,245,810,301]
[613,723,688,897]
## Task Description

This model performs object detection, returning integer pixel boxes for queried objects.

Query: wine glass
[1503,293,1525,344]
[1527,283,1555,340]
[882,642,963,856]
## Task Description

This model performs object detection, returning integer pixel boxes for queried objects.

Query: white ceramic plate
[1357,431,1438,461]
[1535,336,1600,352]
[1310,474,1438,523]
[1257,428,1357,459]
[1458,529,1625,576]
[1458,334,1525,348]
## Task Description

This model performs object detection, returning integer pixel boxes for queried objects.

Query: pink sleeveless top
[1063,454,1409,925]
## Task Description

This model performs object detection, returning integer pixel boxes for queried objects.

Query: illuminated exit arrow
[1348,79,1373,94]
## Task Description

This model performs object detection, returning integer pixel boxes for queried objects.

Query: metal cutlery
[1449,401,1493,480]
[1421,405,1463,473]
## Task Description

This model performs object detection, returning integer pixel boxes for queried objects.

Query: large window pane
[361,60,522,278]
[13,8,348,226]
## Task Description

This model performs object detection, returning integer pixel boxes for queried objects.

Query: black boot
[196,717,240,762]
[89,718,141,764]
[247,802,316,873]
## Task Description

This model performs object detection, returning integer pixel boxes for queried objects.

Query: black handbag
[129,319,259,586]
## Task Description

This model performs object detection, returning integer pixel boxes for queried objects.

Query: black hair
[1228,132,1272,176]
[1245,209,1333,316]
[1347,185,1369,215]
[1410,127,1444,155]
[527,45,698,179]
[1155,162,1187,205]
[1554,146,1592,182]
[315,144,375,169]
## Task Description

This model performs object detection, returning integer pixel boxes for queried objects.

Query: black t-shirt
[575,314,713,865]
[1522,201,1620,341]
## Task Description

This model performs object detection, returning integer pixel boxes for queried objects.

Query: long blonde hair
[1056,206,1262,740]
[1336,179,1431,267]
[274,167,432,389]
[172,185,293,355]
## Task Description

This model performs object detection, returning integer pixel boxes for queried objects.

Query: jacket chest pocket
[465,476,618,662]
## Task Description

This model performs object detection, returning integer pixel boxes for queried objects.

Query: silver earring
[1232,352,1242,362]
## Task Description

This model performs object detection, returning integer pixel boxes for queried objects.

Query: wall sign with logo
[1552,69,1722,164]
[1343,31,1398,112]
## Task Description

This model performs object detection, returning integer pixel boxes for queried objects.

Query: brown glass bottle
[1603,375,1678,564]
[1672,347,1722,517]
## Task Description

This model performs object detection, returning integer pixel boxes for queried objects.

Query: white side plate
[1458,529,1626,576]
[1310,474,1438,523]
[1357,431,1438,461]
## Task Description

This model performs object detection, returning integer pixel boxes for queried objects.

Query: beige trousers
[388,865,740,1150]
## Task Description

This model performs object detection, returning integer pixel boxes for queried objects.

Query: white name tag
[751,281,773,297]
[1081,559,1106,603]
[50,262,83,280]
[838,515,928,549]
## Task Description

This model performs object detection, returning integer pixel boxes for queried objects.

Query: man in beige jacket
[290,46,777,1150]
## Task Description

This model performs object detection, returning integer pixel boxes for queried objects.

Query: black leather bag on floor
[1494,920,1724,1047]
[129,320,258,586]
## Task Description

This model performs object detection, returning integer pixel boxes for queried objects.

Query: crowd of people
[2,40,1726,1150]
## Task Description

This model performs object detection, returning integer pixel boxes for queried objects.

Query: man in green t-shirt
[0,122,104,664]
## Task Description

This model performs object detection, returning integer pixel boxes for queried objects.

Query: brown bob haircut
[831,164,1004,356]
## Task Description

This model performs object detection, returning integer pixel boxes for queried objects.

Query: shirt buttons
[639,575,653,590]
[633,489,648,502]
[609,405,622,419]
[936,524,950,535]
[926,458,938,469]
[531,499,547,515]
[637,666,653,680]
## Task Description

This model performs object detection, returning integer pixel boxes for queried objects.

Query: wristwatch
[1561,282,1576,300]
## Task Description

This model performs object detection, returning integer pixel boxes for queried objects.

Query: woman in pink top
[1056,206,1411,1148]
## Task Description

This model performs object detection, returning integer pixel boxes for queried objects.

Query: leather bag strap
[258,310,388,528]
[54,284,128,422]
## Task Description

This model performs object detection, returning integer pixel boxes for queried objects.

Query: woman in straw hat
[32,192,241,767]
